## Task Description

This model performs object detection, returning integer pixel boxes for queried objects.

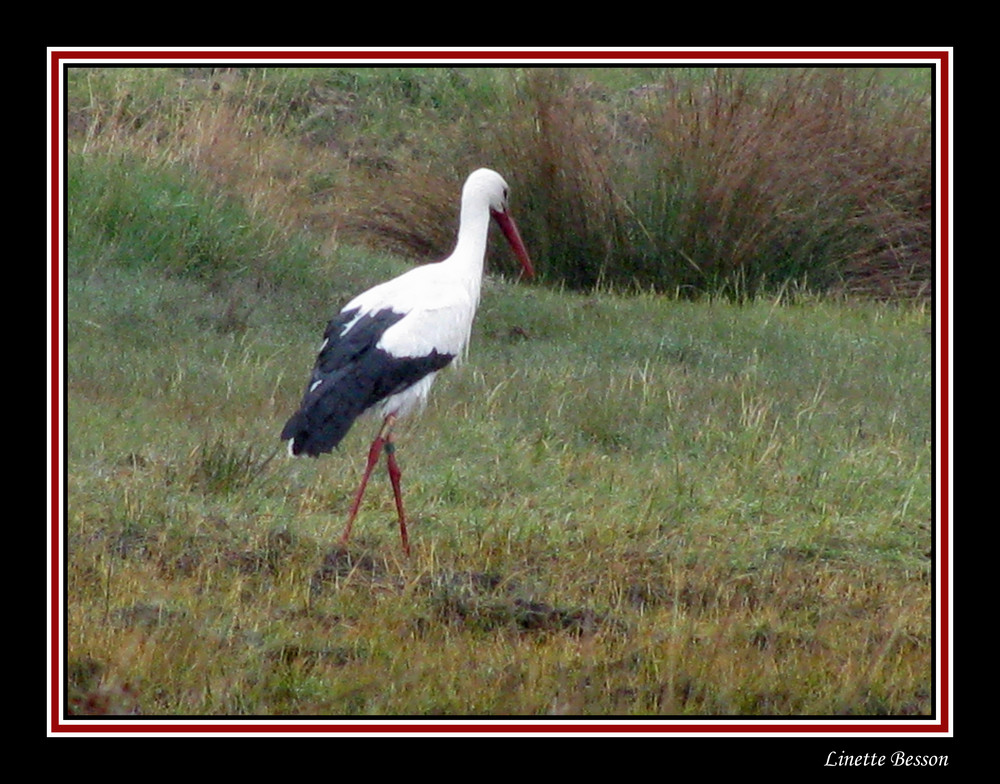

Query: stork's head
[465,168,535,279]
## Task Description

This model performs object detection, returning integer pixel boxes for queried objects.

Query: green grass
[64,66,934,717]
[66,257,931,717]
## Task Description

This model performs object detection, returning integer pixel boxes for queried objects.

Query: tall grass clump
[496,68,931,298]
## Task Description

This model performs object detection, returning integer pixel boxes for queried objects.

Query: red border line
[51,50,63,733]
[51,49,950,62]
[53,721,939,734]
[938,50,951,736]
[50,48,951,736]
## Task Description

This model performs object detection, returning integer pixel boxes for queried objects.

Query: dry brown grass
[66,503,931,715]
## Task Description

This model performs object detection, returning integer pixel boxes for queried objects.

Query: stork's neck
[444,192,492,305]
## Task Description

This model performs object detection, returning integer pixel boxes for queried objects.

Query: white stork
[281,168,534,555]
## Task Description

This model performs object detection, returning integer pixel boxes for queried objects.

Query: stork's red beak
[491,209,534,279]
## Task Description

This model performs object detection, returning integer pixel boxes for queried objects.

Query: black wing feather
[281,307,454,456]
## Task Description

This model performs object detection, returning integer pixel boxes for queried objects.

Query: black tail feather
[281,390,366,457]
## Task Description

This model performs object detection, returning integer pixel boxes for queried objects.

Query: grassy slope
[66,256,931,716]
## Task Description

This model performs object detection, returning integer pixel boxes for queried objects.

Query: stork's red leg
[384,430,409,556]
[339,428,386,549]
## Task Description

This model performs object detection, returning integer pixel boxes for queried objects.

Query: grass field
[63,66,935,718]
[65,258,932,716]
